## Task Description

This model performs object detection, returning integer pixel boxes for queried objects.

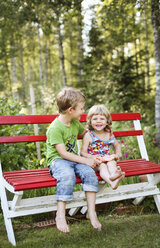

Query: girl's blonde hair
[87,105,112,132]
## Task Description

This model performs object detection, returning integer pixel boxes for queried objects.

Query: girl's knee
[107,160,117,166]
[99,163,107,169]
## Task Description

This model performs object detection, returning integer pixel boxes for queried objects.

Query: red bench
[0,113,160,246]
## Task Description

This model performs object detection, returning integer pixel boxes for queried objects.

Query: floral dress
[87,130,116,156]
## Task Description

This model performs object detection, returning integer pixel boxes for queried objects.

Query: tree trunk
[77,0,84,86]
[55,13,67,87]
[143,0,150,94]
[37,25,43,82]
[29,85,41,160]
[10,42,17,98]
[151,0,160,142]
[19,40,27,104]
[44,41,48,86]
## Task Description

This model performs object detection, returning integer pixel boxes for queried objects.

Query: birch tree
[151,0,160,142]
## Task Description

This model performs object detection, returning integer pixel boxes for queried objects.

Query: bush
[0,97,47,171]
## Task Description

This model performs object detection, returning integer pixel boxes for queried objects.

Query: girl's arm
[113,140,122,159]
[81,133,103,165]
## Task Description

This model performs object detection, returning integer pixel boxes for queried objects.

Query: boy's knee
[82,169,98,187]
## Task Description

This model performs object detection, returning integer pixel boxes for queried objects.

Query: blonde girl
[81,105,125,190]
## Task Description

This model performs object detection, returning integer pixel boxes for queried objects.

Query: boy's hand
[94,155,103,166]
[85,158,97,168]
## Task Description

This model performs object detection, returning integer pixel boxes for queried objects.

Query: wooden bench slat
[3,159,160,191]
[111,112,141,121]
[0,115,58,124]
[0,135,47,143]
[0,130,143,144]
[113,130,143,137]
[0,112,141,125]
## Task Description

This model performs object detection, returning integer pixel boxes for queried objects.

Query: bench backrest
[0,113,148,160]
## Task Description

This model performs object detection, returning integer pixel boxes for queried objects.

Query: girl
[81,105,125,190]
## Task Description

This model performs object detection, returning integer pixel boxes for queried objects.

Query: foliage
[0,0,157,118]
[0,97,47,171]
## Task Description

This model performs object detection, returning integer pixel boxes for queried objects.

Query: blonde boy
[46,87,102,233]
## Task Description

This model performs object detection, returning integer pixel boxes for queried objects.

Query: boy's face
[70,101,85,120]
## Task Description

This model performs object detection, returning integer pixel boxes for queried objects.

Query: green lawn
[1,213,160,248]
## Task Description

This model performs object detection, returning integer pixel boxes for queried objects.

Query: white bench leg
[133,196,145,205]
[3,215,16,246]
[80,206,88,214]
[0,162,16,246]
[69,207,80,216]
[0,185,16,246]
[153,194,160,213]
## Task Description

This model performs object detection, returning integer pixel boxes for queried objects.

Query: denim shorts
[49,159,98,201]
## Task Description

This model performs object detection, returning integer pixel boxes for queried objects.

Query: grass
[1,212,160,248]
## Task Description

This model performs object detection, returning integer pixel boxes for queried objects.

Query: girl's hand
[94,155,103,166]
[115,152,122,160]
[102,154,116,162]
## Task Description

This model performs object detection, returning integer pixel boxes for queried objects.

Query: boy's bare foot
[87,211,102,230]
[109,167,122,181]
[111,172,125,190]
[55,215,70,233]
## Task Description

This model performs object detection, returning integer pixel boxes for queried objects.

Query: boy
[46,87,102,233]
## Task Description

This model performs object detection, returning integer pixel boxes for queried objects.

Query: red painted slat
[0,112,141,125]
[113,130,142,137]
[0,115,58,125]
[3,159,160,191]
[0,135,46,143]
[0,130,143,144]
[111,113,141,121]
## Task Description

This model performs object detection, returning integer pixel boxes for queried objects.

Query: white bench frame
[0,118,160,246]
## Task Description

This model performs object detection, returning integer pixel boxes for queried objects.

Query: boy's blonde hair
[87,105,112,132]
[56,87,85,114]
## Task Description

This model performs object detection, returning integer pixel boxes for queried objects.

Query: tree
[151,0,160,142]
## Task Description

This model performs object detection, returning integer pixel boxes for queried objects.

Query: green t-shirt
[46,118,85,166]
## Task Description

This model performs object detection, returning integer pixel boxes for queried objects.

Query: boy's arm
[79,129,87,138]
[55,143,96,168]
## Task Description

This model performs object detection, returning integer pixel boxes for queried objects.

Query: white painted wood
[3,178,22,194]
[0,162,16,246]
[153,195,160,213]
[11,193,23,211]
[80,206,88,214]
[69,207,81,216]
[133,120,149,160]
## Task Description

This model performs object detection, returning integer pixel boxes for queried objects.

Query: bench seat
[3,159,160,191]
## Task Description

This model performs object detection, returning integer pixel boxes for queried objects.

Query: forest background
[0,0,160,171]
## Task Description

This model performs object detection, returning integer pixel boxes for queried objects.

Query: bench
[0,113,160,246]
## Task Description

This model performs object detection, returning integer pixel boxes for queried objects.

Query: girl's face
[91,114,107,132]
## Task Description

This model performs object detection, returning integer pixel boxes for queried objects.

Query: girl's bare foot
[111,172,125,190]
[109,167,122,181]
[55,214,70,233]
[87,211,102,230]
